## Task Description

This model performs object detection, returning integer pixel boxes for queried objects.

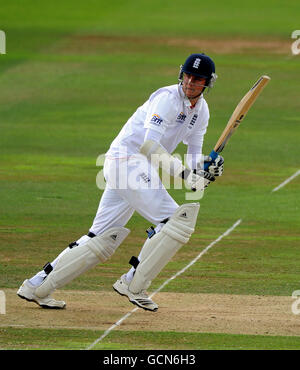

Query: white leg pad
[35,227,130,298]
[129,203,200,293]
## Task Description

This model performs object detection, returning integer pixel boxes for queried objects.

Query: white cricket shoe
[113,274,158,312]
[17,279,66,309]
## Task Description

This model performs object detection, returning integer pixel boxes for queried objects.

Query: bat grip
[203,149,219,171]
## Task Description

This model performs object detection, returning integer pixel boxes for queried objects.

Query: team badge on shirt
[188,114,198,129]
[150,114,163,126]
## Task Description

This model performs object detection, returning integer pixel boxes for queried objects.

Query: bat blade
[204,75,270,168]
[214,75,270,153]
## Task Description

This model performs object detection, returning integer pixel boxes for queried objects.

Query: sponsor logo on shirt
[188,114,198,129]
[176,112,186,123]
[150,114,163,126]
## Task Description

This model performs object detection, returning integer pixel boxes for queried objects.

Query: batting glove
[182,168,215,192]
[203,155,224,177]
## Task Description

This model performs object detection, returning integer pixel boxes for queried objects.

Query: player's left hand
[184,169,215,192]
[204,155,224,177]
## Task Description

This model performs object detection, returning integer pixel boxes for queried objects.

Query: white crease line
[86,308,139,350]
[272,169,300,192]
[86,218,242,350]
[149,219,242,296]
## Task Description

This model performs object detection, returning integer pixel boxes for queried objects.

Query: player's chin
[185,89,196,98]
[185,87,203,97]
[187,92,201,99]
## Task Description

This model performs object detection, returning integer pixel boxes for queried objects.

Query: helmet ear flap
[208,73,218,88]
[202,73,218,95]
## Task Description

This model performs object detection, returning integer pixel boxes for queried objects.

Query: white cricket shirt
[106,84,210,160]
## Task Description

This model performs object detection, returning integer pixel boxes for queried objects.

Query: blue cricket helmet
[179,53,217,89]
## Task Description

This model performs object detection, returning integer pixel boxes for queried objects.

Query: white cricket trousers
[89,154,179,235]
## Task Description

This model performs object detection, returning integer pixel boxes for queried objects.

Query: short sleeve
[144,91,177,134]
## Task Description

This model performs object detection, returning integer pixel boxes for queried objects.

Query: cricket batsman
[17,53,224,312]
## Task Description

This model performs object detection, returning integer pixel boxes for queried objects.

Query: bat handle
[203,149,219,171]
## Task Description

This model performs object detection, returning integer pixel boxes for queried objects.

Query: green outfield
[0,0,300,350]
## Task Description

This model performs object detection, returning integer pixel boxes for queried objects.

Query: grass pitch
[0,0,300,350]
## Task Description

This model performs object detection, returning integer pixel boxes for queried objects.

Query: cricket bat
[204,75,271,170]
